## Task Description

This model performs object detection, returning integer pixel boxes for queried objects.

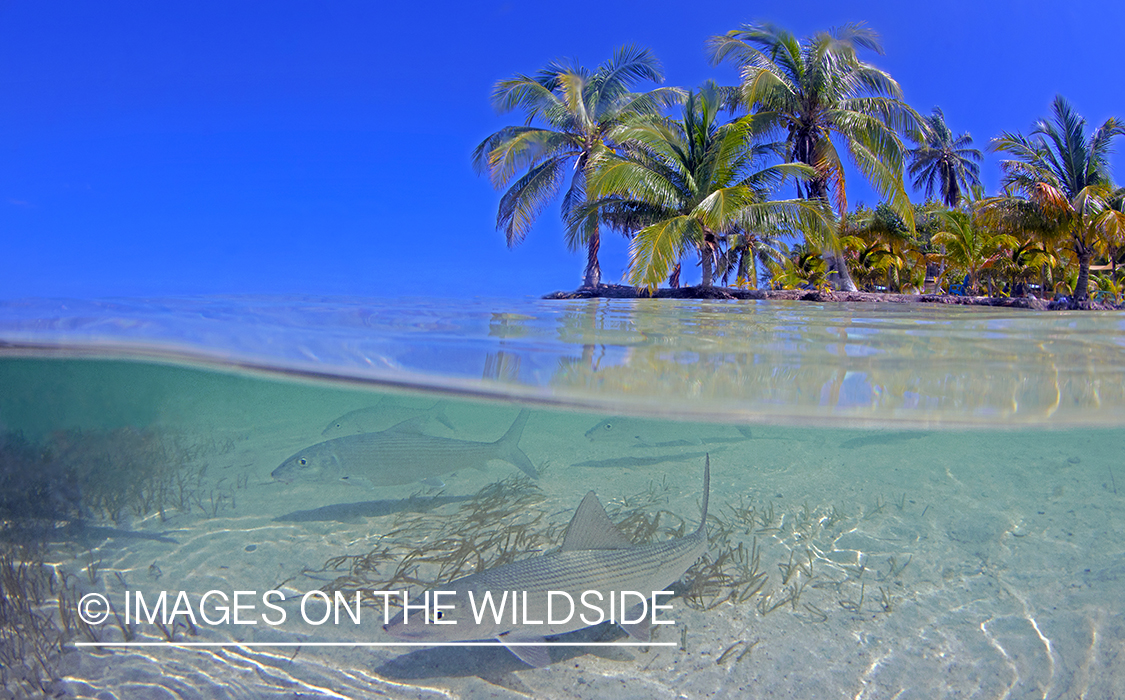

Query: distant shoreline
[545,284,1120,311]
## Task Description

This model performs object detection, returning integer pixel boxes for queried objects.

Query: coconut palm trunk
[583,229,601,287]
[805,176,858,291]
[1075,244,1092,300]
[938,246,947,292]
[742,249,756,289]
[735,236,759,289]
[700,230,715,288]
[813,241,856,291]
[885,243,896,291]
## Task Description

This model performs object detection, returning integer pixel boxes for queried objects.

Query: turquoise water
[1,297,1123,698]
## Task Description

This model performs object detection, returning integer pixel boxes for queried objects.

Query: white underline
[72,641,678,648]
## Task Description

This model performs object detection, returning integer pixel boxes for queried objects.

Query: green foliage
[475,35,1125,302]
[840,235,900,291]
[840,202,938,292]
[1090,273,1124,303]
[473,46,681,287]
[907,107,982,208]
[717,231,789,289]
[931,210,1017,295]
[987,95,1125,299]
[585,82,831,290]
[771,246,830,291]
[992,240,1054,295]
[708,21,923,291]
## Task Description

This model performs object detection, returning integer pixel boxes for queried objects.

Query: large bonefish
[383,455,710,667]
[272,409,537,488]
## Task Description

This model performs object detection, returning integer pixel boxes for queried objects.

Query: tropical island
[472,22,1125,310]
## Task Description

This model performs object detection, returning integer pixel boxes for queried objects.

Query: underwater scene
[1,297,1123,699]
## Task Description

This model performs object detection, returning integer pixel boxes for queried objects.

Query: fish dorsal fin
[561,491,633,551]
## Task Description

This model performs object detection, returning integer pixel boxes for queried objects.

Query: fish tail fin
[736,426,753,439]
[696,454,710,538]
[428,401,456,431]
[495,409,538,478]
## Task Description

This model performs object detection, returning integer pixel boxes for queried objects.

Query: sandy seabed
[42,393,1125,700]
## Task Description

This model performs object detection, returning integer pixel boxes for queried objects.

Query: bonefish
[383,455,710,667]
[272,409,537,488]
[321,400,455,438]
[585,416,752,447]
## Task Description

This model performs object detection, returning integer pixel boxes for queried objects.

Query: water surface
[1,296,1122,698]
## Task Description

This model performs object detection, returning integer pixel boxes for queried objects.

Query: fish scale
[272,409,537,487]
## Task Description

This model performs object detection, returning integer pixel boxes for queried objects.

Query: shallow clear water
[1,297,1123,698]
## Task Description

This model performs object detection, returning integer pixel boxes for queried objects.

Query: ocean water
[1,296,1123,699]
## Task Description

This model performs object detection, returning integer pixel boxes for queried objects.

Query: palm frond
[480,127,577,187]
[496,156,570,246]
[847,133,913,229]
[474,47,672,280]
[491,75,560,117]
[588,152,683,209]
[599,44,665,94]
[628,216,698,289]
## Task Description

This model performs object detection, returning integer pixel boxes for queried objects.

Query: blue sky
[2,0,1123,300]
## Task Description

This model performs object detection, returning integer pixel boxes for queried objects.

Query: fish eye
[432,610,445,622]
[604,424,612,430]
[298,458,308,466]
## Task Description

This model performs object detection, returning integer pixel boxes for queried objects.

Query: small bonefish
[272,409,537,488]
[383,455,710,667]
[321,400,455,438]
[585,416,752,447]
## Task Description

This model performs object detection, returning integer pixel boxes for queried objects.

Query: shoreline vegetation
[544,284,1120,310]
[475,23,1125,308]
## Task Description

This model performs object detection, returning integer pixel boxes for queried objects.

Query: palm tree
[1094,191,1125,280]
[840,204,914,291]
[907,107,982,208]
[931,210,1017,295]
[839,236,898,291]
[994,239,1052,296]
[472,46,680,288]
[987,95,1125,300]
[708,22,922,291]
[771,245,830,290]
[717,229,788,289]
[584,82,831,290]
